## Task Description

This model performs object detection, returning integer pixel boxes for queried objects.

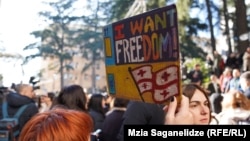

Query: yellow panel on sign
[104,38,112,57]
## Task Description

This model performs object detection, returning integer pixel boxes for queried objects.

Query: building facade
[39,55,107,94]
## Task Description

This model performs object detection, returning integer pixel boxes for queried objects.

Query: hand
[163,95,194,124]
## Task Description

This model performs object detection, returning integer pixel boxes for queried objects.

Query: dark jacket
[88,108,105,132]
[117,101,165,141]
[0,92,39,132]
[187,70,203,84]
[99,109,126,141]
[207,82,221,96]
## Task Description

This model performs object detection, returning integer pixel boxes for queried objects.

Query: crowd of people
[182,48,250,125]
[0,48,250,141]
[0,83,131,141]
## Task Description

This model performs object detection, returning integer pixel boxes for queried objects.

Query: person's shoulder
[128,101,151,108]
[88,109,103,116]
[24,103,39,113]
[26,102,37,107]
[125,101,147,112]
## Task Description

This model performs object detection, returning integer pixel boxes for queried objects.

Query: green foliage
[23,0,85,88]
[64,64,74,71]
[105,0,167,23]
[176,0,209,59]
[103,0,134,23]
[76,0,107,73]
[180,36,207,58]
[187,18,208,35]
[23,0,82,64]
[147,0,167,9]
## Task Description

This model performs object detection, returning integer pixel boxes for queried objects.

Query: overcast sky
[0,0,45,86]
[0,0,86,87]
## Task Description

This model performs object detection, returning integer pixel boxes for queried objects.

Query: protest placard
[103,4,181,104]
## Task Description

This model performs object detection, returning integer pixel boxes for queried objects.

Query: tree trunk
[205,0,216,52]
[223,0,232,53]
[91,51,96,94]
[60,56,64,90]
[234,0,249,54]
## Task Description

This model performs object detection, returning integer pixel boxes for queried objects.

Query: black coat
[117,101,165,141]
[0,92,39,132]
[187,70,203,84]
[99,109,125,141]
[88,108,105,132]
[207,82,221,96]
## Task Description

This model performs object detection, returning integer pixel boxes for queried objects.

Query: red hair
[19,108,93,141]
[221,91,250,111]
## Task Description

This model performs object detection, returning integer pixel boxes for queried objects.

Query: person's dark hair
[88,94,105,115]
[182,83,212,122]
[113,97,129,108]
[55,85,87,112]
[195,63,200,67]
[47,92,56,101]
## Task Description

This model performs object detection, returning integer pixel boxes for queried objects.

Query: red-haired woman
[19,108,93,141]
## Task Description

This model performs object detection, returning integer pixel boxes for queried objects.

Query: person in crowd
[51,84,88,112]
[187,63,203,85]
[206,74,221,96]
[212,50,224,77]
[242,47,250,72]
[0,83,39,137]
[99,97,129,141]
[205,54,214,74]
[18,108,94,141]
[117,100,165,141]
[236,52,244,70]
[211,90,250,124]
[88,94,106,132]
[102,93,114,114]
[221,90,250,111]
[37,91,56,113]
[164,83,211,125]
[239,71,250,99]
[219,67,232,93]
[0,86,9,103]
[206,74,223,114]
[224,68,241,93]
[225,52,239,69]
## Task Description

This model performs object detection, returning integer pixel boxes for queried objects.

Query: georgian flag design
[155,66,178,86]
[137,81,153,93]
[130,65,153,93]
[131,65,153,82]
[153,83,178,103]
[130,65,179,103]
